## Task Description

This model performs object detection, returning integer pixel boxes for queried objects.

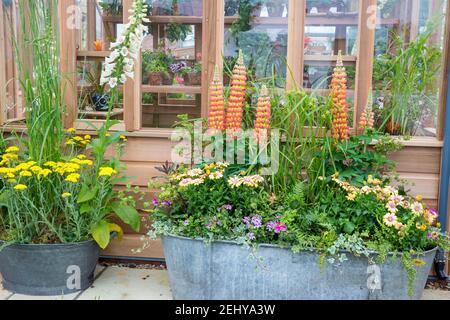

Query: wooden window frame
[34,0,450,142]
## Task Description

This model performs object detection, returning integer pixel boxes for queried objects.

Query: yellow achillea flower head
[66,128,76,134]
[120,135,128,142]
[62,192,72,198]
[14,184,28,191]
[5,146,19,153]
[65,173,80,183]
[19,171,32,177]
[38,169,52,178]
[99,167,117,177]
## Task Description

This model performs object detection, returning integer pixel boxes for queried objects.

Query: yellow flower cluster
[99,167,117,177]
[171,163,231,186]
[0,146,20,166]
[66,133,92,148]
[333,175,437,236]
[0,150,94,190]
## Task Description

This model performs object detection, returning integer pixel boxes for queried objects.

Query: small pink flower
[411,202,424,215]
[274,222,287,234]
[383,213,397,227]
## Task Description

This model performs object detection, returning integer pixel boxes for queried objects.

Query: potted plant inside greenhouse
[146,52,450,300]
[0,0,149,296]
[180,62,202,86]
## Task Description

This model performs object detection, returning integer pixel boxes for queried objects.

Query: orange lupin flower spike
[226,50,247,136]
[254,85,271,143]
[359,89,375,131]
[208,65,226,131]
[331,50,349,141]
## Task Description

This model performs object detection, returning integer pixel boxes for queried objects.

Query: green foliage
[325,128,403,185]
[14,0,64,163]
[142,49,174,74]
[166,23,192,43]
[99,0,123,15]
[372,19,442,135]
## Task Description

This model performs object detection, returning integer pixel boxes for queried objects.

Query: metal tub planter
[162,235,437,300]
[0,240,99,296]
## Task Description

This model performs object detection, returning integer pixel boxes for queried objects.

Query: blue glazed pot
[91,93,110,112]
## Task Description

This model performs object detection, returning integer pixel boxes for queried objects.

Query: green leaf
[0,190,11,207]
[77,185,98,204]
[108,223,124,241]
[344,222,356,234]
[111,202,141,232]
[91,220,111,249]
[80,203,91,214]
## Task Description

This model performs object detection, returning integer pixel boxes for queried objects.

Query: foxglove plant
[100,0,149,90]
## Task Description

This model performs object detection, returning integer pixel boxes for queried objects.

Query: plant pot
[162,72,174,85]
[252,4,263,17]
[266,2,285,17]
[183,72,201,86]
[0,240,99,296]
[162,234,436,300]
[91,93,110,112]
[148,72,163,85]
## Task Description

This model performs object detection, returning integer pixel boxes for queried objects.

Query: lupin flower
[100,0,149,89]
[226,50,247,136]
[254,85,271,143]
[359,89,375,131]
[331,51,350,141]
[208,66,226,131]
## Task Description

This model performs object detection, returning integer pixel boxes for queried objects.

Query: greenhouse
[0,0,450,303]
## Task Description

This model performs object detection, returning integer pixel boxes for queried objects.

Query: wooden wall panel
[59,0,78,128]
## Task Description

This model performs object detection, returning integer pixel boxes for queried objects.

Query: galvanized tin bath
[0,240,99,296]
[162,235,436,300]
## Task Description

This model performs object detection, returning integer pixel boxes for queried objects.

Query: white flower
[120,47,129,57]
[109,78,118,88]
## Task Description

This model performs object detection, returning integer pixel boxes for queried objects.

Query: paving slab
[422,289,450,300]
[6,265,106,300]
[77,266,172,300]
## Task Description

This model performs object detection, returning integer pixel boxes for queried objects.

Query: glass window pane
[141,0,203,129]
[372,0,447,136]
[304,0,359,128]
[224,0,289,88]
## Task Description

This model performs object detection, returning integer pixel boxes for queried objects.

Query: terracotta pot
[148,72,162,85]
[385,121,402,135]
[266,1,286,17]
[252,5,263,17]
[183,72,201,86]
[162,72,174,85]
[317,5,331,13]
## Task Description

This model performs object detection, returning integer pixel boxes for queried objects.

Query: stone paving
[0,266,449,300]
